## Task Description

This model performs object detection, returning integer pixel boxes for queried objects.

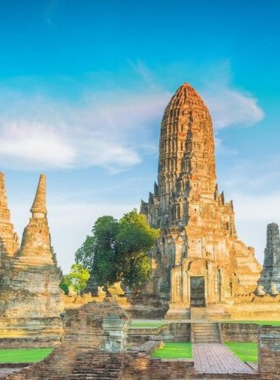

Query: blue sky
[0,0,280,272]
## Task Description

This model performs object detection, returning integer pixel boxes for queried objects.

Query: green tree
[75,210,159,291]
[75,235,95,270]
[117,210,159,288]
[59,277,70,294]
[60,264,90,294]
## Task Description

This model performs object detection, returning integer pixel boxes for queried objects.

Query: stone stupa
[141,83,262,319]
[0,174,64,347]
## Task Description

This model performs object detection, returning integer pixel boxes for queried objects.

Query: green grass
[131,322,167,328]
[225,320,280,326]
[225,342,258,363]
[0,348,53,363]
[152,342,192,359]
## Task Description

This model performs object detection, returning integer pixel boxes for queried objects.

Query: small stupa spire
[19,174,53,261]
[31,174,47,216]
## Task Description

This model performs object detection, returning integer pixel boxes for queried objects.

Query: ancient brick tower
[258,223,280,295]
[141,83,261,319]
[0,174,64,346]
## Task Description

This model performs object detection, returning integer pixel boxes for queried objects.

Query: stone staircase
[192,322,222,343]
[70,351,124,379]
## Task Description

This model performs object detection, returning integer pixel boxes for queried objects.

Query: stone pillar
[182,266,189,305]
[259,325,280,379]
[102,315,130,352]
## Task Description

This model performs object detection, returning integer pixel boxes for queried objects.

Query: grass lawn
[225,342,258,363]
[131,321,167,328]
[0,348,53,363]
[152,342,192,359]
[225,321,280,326]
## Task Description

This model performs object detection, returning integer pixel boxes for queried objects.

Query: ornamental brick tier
[140,83,262,319]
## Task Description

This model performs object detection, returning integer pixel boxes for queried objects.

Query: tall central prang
[141,83,261,319]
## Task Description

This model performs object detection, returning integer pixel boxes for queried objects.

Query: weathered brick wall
[128,322,190,344]
[259,325,280,380]
[0,338,60,349]
[128,326,166,344]
[4,301,129,380]
[221,323,259,342]
[167,322,191,342]
[122,352,195,380]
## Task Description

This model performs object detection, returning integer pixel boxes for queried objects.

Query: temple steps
[70,351,123,379]
[192,322,222,343]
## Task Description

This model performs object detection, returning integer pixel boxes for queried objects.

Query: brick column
[259,325,280,379]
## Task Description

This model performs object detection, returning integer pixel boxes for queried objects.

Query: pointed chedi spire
[0,172,19,256]
[19,174,53,263]
[31,174,47,217]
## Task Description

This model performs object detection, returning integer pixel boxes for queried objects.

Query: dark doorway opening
[190,276,205,307]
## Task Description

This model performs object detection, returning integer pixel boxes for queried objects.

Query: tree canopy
[60,264,90,294]
[75,210,159,291]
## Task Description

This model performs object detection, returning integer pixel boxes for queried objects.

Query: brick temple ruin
[140,83,278,319]
[1,84,280,379]
[0,173,63,347]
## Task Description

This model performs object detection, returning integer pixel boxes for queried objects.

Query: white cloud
[202,85,264,129]
[0,120,75,169]
[0,79,264,171]
[0,90,170,171]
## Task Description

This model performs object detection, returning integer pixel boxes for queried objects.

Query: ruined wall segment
[4,301,130,380]
[141,83,262,319]
[0,174,63,346]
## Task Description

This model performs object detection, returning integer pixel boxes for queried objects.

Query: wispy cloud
[202,84,264,129]
[220,155,280,195]
[0,65,265,172]
[0,90,170,171]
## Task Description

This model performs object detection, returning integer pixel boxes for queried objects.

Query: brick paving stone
[193,343,257,374]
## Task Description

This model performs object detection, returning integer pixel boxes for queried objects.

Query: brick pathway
[193,343,256,374]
